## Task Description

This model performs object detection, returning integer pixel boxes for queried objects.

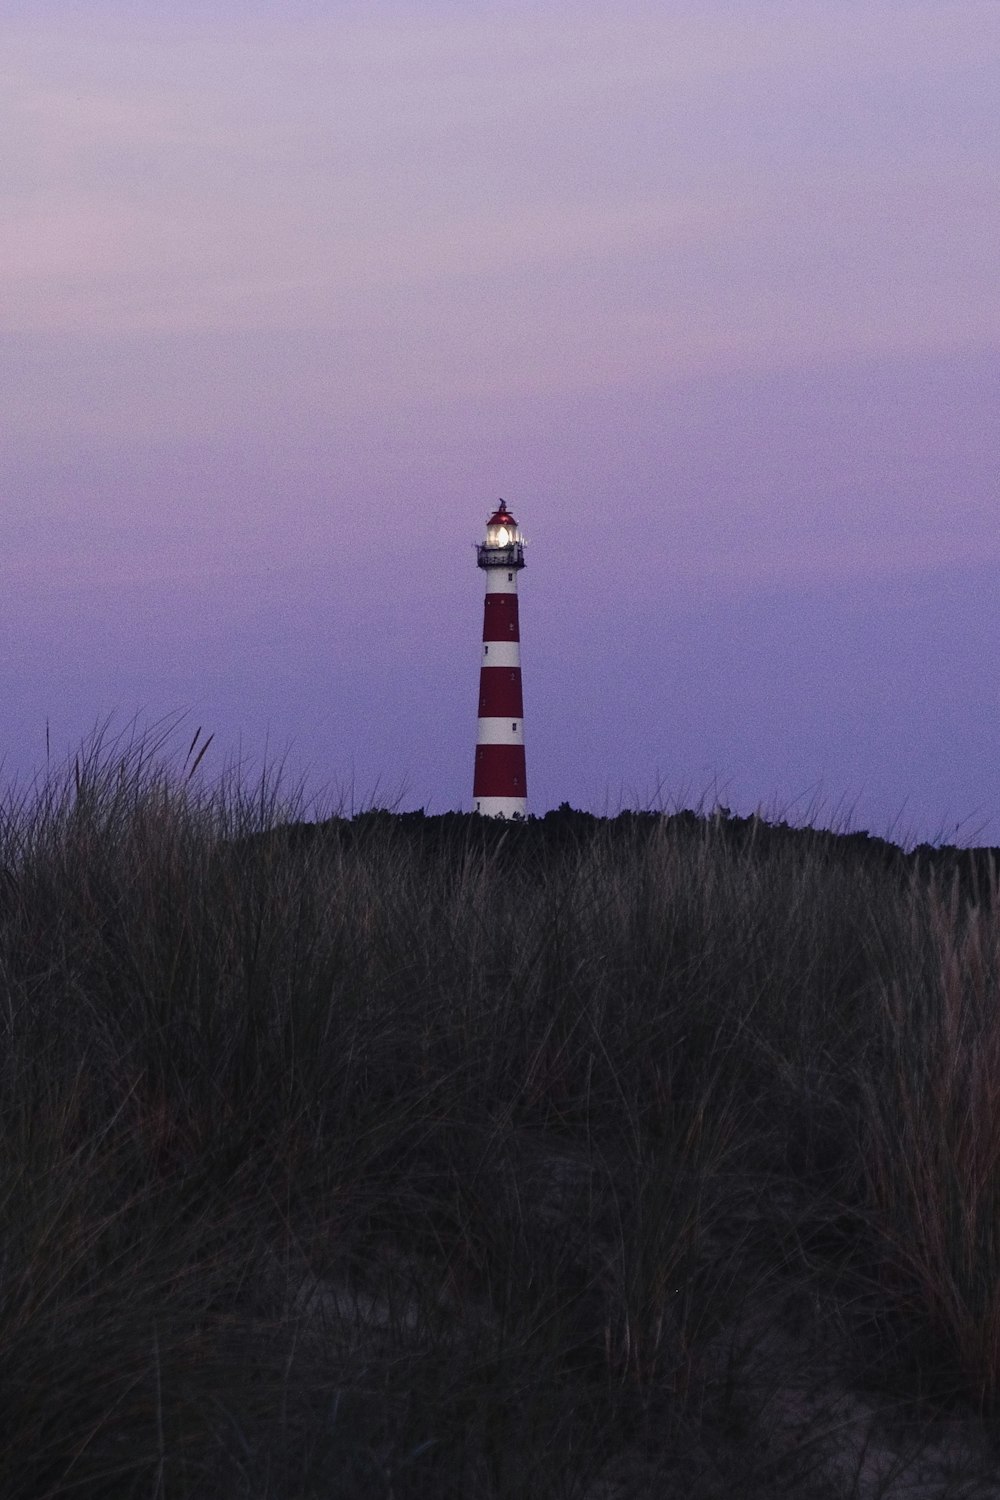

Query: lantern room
[477,501,525,569]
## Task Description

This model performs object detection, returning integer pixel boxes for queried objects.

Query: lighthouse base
[474,796,527,819]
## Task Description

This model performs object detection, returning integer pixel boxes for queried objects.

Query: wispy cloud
[3,2,998,370]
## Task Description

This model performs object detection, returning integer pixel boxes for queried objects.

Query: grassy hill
[3,737,1000,1496]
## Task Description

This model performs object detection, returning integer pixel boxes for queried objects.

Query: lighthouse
[473,501,527,818]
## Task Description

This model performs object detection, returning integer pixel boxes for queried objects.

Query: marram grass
[0,732,999,1494]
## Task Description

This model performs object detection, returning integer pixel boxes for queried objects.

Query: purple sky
[3,2,999,839]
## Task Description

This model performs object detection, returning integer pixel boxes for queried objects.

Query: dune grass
[1,731,1000,1495]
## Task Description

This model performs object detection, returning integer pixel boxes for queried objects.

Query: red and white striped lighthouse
[473,501,527,818]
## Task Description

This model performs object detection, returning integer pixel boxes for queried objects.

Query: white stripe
[475,796,528,819]
[482,570,519,595]
[477,717,523,745]
[481,641,520,667]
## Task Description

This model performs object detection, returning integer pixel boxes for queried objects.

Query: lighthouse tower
[473,501,527,818]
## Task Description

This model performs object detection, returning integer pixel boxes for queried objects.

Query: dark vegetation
[4,730,1000,1495]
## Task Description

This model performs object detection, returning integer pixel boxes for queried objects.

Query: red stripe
[478,667,523,717]
[473,744,527,798]
[482,594,520,643]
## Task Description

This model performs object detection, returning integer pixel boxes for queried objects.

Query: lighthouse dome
[486,501,517,529]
